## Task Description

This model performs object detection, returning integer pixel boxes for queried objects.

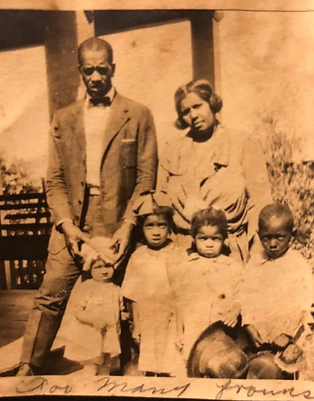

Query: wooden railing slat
[0,191,51,289]
[0,193,46,201]
[0,203,49,210]
[4,212,51,220]
[0,223,52,230]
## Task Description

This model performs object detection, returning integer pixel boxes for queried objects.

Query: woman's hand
[222,313,238,328]
[221,303,240,328]
[246,325,265,348]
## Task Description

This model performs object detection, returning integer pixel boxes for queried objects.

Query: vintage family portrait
[1,1,314,399]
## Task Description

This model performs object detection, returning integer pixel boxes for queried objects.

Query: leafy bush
[263,116,314,267]
[0,158,40,195]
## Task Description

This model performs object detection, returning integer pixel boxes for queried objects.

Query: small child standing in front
[241,203,313,379]
[61,237,122,376]
[121,191,181,377]
[168,207,245,372]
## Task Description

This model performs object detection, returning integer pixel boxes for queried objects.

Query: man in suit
[17,37,158,375]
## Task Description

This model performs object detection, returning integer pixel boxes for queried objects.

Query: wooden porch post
[190,10,223,91]
[44,11,95,119]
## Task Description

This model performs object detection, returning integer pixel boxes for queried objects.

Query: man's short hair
[258,203,294,232]
[191,207,228,239]
[77,37,114,65]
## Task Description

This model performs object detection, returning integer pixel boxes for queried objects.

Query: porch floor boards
[0,290,35,348]
[0,290,138,376]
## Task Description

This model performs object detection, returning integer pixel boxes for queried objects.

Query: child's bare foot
[83,363,99,375]
[97,352,112,376]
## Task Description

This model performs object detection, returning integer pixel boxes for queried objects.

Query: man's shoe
[16,363,34,376]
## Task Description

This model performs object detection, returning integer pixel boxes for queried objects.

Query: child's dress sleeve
[71,280,91,311]
[121,251,142,302]
[57,278,91,342]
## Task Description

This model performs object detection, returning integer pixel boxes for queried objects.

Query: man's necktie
[89,97,111,107]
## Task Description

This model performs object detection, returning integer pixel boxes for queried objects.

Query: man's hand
[81,239,116,270]
[110,221,134,267]
[61,220,90,259]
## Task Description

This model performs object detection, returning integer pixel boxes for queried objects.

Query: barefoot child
[241,203,313,379]
[121,191,180,376]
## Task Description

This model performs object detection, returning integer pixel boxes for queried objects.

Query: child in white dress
[121,191,181,376]
[168,207,244,370]
[241,203,313,379]
[61,237,122,375]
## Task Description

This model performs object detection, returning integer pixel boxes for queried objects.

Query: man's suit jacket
[46,92,158,254]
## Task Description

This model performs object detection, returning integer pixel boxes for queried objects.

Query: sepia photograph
[1,1,314,399]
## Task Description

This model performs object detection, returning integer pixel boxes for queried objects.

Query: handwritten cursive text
[96,376,191,397]
[216,379,314,400]
[16,377,72,395]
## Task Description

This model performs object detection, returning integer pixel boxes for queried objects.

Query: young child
[121,191,181,376]
[168,207,244,370]
[61,237,122,376]
[241,203,313,379]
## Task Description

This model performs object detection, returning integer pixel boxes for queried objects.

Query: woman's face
[180,92,215,135]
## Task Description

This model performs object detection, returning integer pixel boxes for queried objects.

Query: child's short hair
[258,203,294,232]
[134,191,174,229]
[138,203,174,229]
[191,207,228,239]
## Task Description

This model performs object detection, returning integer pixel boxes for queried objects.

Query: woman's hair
[174,79,223,130]
[191,207,228,239]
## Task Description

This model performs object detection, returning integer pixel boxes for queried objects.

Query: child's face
[91,261,114,283]
[258,216,292,259]
[195,225,224,258]
[143,214,169,249]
